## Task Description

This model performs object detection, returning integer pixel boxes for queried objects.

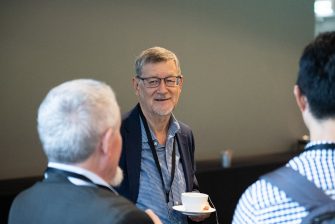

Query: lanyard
[45,167,113,192]
[138,105,176,203]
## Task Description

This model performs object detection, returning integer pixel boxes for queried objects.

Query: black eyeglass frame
[136,75,183,88]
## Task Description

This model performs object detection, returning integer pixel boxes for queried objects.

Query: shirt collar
[169,113,180,137]
[305,140,335,148]
[47,162,117,193]
[140,113,180,143]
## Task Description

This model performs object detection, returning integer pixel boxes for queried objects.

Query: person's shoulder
[11,183,37,202]
[117,205,153,224]
[177,121,194,144]
[122,105,142,125]
[250,171,300,208]
[178,121,192,132]
[239,178,287,209]
[14,180,46,199]
[122,106,138,121]
[234,179,279,223]
[121,105,140,133]
[10,181,47,213]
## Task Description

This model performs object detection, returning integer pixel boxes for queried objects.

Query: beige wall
[0,0,313,179]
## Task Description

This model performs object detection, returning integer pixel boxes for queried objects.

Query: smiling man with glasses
[116,46,209,224]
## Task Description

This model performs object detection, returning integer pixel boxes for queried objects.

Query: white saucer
[172,205,216,216]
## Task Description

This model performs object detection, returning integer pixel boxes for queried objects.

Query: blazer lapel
[123,106,142,202]
[176,131,193,192]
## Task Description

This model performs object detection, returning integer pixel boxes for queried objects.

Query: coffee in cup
[181,192,209,212]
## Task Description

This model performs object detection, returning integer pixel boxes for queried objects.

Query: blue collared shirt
[136,115,188,224]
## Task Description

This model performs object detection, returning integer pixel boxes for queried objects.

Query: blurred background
[1,0,334,180]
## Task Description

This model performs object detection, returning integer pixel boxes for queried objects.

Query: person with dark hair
[116,47,210,223]
[232,31,335,223]
[8,79,161,224]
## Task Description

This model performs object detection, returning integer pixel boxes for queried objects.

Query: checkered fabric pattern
[232,141,335,224]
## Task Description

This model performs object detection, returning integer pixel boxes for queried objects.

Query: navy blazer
[116,104,199,203]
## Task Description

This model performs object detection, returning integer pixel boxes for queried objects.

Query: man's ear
[178,77,183,91]
[132,76,140,96]
[294,85,307,112]
[101,128,114,155]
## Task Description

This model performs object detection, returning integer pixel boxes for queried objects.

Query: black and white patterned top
[232,141,335,224]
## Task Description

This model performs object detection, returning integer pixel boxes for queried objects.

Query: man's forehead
[141,60,178,74]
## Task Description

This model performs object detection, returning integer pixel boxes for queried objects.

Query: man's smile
[154,98,170,101]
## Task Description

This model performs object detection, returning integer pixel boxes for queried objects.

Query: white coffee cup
[181,192,208,212]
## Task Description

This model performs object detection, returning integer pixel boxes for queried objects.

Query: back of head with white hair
[37,79,120,164]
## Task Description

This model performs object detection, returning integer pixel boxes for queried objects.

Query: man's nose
[156,79,168,92]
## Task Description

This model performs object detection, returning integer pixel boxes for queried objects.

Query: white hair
[37,79,120,163]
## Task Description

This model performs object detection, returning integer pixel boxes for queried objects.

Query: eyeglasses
[136,75,182,88]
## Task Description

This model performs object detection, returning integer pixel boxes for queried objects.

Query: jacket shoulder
[178,121,193,137]
[121,105,139,131]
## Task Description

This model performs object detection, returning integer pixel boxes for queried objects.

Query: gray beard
[110,166,123,187]
[153,106,174,116]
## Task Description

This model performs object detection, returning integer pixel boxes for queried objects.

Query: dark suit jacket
[116,104,199,204]
[8,171,153,224]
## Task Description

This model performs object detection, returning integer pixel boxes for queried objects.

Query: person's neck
[142,109,170,145]
[76,154,110,184]
[308,118,335,142]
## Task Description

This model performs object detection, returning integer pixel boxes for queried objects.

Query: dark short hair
[296,31,335,119]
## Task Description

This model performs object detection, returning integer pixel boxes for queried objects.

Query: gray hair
[37,79,120,163]
[135,46,181,76]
